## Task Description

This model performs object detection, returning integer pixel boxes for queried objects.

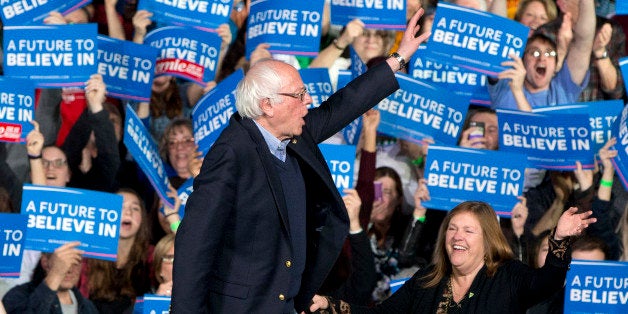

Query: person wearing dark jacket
[2,242,98,314]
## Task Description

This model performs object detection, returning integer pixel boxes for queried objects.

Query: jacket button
[285,260,292,267]
[279,294,285,301]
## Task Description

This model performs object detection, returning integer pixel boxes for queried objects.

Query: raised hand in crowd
[554,206,596,240]
[309,19,364,69]
[497,54,531,111]
[43,242,84,292]
[511,196,529,238]
[249,43,272,66]
[26,120,46,185]
[187,145,204,178]
[132,10,153,44]
[343,189,363,233]
[85,74,106,114]
[597,137,617,201]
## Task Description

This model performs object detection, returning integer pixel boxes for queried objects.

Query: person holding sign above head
[79,188,153,313]
[127,9,233,141]
[309,201,596,313]
[171,8,430,314]
[309,17,396,87]
[2,241,98,314]
[489,0,595,111]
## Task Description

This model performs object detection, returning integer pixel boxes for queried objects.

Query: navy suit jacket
[171,62,399,313]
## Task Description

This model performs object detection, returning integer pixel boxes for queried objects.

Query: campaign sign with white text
[176,178,193,219]
[534,100,623,153]
[329,0,406,29]
[98,36,158,102]
[0,213,27,278]
[319,143,356,194]
[192,69,241,155]
[123,105,174,208]
[617,3,628,16]
[246,0,324,58]
[410,45,490,106]
[611,104,628,191]
[3,24,98,87]
[564,260,628,313]
[21,184,122,261]
[0,77,35,143]
[138,0,232,30]
[142,294,171,314]
[342,48,366,145]
[300,68,332,109]
[497,109,594,170]
[0,0,90,26]
[422,145,526,216]
[377,73,469,145]
[426,2,528,76]
[144,26,222,86]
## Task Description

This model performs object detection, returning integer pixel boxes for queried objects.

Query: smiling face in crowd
[446,211,486,276]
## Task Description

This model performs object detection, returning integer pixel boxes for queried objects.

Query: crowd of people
[1,0,628,313]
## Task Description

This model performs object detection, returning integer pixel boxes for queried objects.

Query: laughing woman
[309,201,596,313]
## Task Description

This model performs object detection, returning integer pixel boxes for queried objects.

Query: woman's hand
[554,207,596,240]
[308,294,329,312]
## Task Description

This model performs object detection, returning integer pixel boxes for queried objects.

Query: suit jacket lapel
[238,116,293,241]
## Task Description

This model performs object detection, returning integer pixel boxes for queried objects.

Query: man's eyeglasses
[525,49,557,58]
[167,138,195,149]
[277,87,309,102]
[42,158,67,169]
[162,255,174,263]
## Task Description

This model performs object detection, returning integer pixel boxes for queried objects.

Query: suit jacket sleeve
[305,62,399,143]
[171,142,238,313]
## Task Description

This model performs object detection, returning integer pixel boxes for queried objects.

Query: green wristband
[170,220,181,232]
[600,179,613,187]
[411,156,424,166]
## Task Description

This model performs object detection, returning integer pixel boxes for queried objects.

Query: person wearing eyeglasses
[488,0,595,111]
[152,234,175,296]
[171,9,430,314]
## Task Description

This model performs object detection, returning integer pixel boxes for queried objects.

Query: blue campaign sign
[0,0,89,26]
[612,105,628,191]
[422,145,526,216]
[426,2,529,76]
[192,69,241,155]
[330,0,406,30]
[620,58,628,93]
[138,0,232,30]
[0,77,35,143]
[343,50,365,145]
[0,213,27,278]
[319,143,356,194]
[123,105,174,208]
[21,184,123,261]
[497,109,594,170]
[349,46,366,79]
[4,24,98,87]
[390,277,410,294]
[246,0,324,58]
[98,35,158,102]
[177,178,193,219]
[564,260,628,313]
[617,2,628,15]
[534,100,623,153]
[409,45,490,106]
[300,68,332,109]
[142,294,171,314]
[377,73,469,145]
[337,69,351,90]
[145,26,222,85]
